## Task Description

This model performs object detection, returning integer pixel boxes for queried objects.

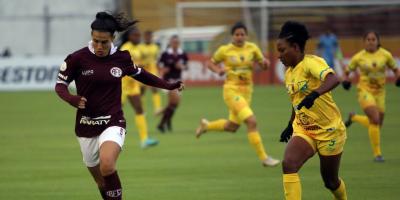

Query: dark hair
[117,27,139,49]
[278,21,310,52]
[91,11,138,35]
[144,30,153,35]
[231,22,247,35]
[363,31,381,48]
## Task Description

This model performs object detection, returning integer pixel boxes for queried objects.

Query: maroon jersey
[158,48,188,80]
[56,46,139,137]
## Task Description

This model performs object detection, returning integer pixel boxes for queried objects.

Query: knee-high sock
[135,114,148,142]
[368,124,381,156]
[331,178,347,200]
[351,115,369,128]
[152,93,162,112]
[166,105,177,130]
[159,106,173,127]
[247,131,268,161]
[103,171,122,200]
[283,173,301,200]
[98,187,107,200]
[206,119,227,132]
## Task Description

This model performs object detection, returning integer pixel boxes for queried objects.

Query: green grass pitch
[0,85,399,199]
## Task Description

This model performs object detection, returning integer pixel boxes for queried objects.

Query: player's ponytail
[278,21,310,53]
[91,11,138,35]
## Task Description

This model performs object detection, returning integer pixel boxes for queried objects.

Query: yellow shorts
[357,87,385,112]
[223,85,253,124]
[293,123,347,156]
[121,76,140,104]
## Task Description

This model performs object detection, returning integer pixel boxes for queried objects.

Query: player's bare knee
[370,117,380,125]
[100,160,116,176]
[244,116,257,130]
[324,179,340,191]
[282,159,301,173]
[225,123,239,132]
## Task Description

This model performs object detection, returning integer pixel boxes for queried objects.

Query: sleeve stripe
[56,80,69,86]
[319,67,331,80]
[131,68,142,77]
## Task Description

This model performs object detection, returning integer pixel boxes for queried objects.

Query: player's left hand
[169,81,185,91]
[280,122,293,143]
[297,91,320,110]
[396,78,400,87]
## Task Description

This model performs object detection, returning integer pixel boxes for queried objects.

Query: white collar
[167,47,183,55]
[88,40,118,55]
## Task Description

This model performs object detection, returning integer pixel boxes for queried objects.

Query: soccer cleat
[195,118,209,139]
[373,155,385,163]
[262,156,280,167]
[141,138,159,149]
[157,124,166,133]
[344,112,355,127]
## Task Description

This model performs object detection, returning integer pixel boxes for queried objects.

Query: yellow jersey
[139,43,159,68]
[212,42,264,86]
[120,42,142,64]
[348,47,396,92]
[285,55,343,135]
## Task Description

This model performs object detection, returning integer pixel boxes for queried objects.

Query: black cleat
[345,112,355,128]
[157,124,166,133]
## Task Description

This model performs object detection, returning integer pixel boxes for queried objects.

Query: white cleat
[195,118,209,139]
[262,156,280,167]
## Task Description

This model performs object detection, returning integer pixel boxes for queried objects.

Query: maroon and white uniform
[56,45,139,138]
[56,42,177,139]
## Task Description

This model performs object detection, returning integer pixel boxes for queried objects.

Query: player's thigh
[375,91,385,113]
[223,87,252,118]
[357,88,377,110]
[99,126,126,165]
[168,90,180,105]
[283,134,315,173]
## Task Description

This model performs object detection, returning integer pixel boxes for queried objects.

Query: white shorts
[77,126,126,167]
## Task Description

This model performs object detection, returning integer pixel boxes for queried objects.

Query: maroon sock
[166,105,177,131]
[159,106,173,128]
[98,187,107,200]
[103,171,122,200]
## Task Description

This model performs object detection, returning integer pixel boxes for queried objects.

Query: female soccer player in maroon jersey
[55,12,183,200]
[157,35,188,132]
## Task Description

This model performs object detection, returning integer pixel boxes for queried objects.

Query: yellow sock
[135,114,148,142]
[247,131,268,161]
[283,173,301,200]
[351,114,369,127]
[206,119,227,131]
[368,124,381,156]
[152,93,162,112]
[332,178,347,200]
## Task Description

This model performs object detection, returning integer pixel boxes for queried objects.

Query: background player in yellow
[342,31,400,162]
[120,28,158,148]
[277,21,347,200]
[195,22,279,167]
[139,30,162,114]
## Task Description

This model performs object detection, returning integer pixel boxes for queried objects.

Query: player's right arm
[342,53,359,90]
[207,46,226,76]
[55,54,87,109]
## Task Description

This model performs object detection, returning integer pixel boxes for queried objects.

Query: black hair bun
[95,12,113,20]
[280,21,310,40]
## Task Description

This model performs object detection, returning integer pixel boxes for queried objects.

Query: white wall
[0,0,115,56]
